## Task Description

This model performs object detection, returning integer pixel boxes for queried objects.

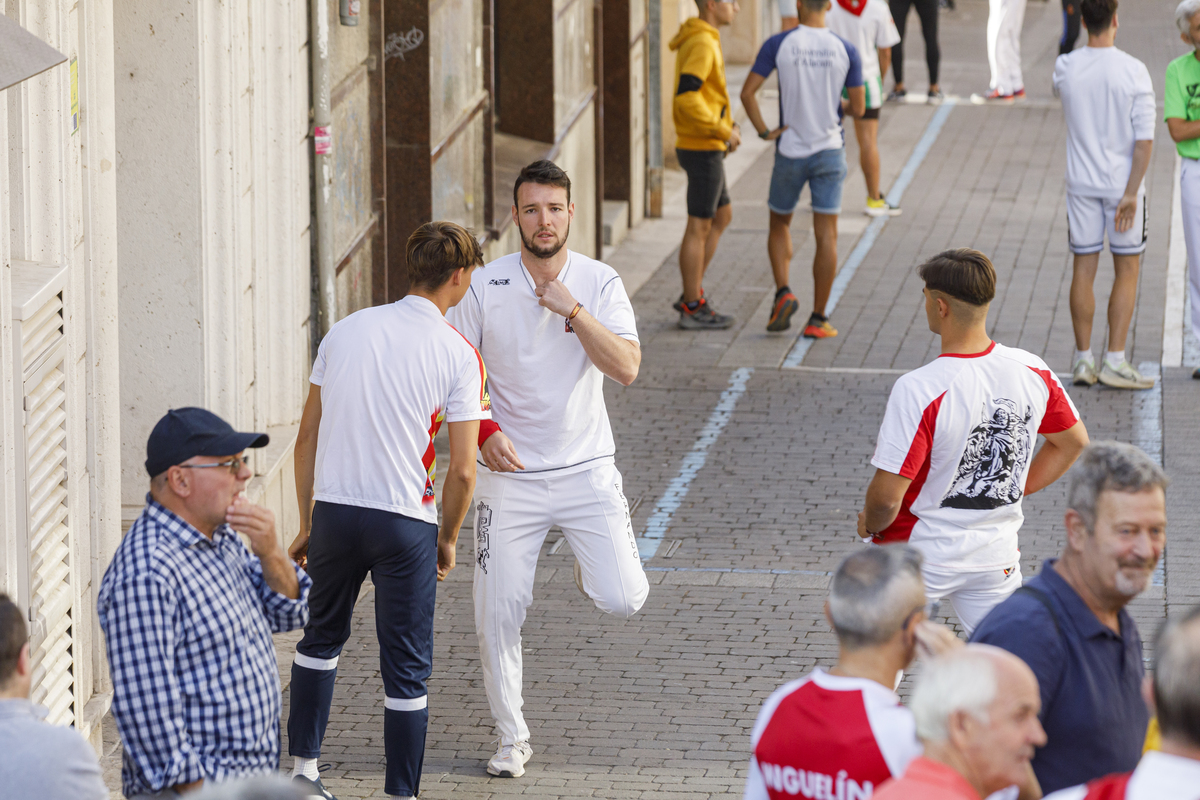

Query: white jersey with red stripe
[309,294,491,524]
[871,342,1079,570]
[744,669,921,800]
[1044,751,1200,800]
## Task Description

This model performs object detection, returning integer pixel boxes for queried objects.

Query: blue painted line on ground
[644,567,832,576]
[636,367,754,560]
[782,100,957,369]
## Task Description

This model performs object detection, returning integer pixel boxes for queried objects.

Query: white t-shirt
[744,669,921,800]
[310,294,491,524]
[750,25,864,159]
[445,250,639,478]
[1044,751,1200,800]
[827,0,900,85]
[871,342,1080,570]
[1053,46,1155,199]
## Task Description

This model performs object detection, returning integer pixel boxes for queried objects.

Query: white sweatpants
[473,462,650,745]
[922,560,1022,636]
[987,0,1026,95]
[1180,157,1200,347]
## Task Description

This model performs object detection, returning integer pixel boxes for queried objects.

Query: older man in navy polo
[971,441,1167,794]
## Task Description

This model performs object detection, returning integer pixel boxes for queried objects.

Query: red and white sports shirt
[744,670,921,800]
[871,342,1079,570]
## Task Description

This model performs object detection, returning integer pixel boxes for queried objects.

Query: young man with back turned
[447,160,649,779]
[1054,0,1156,390]
[859,249,1089,634]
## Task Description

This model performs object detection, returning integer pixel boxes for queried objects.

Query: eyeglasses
[178,455,249,475]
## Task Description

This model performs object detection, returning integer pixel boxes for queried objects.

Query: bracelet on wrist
[758,129,770,140]
[568,302,583,321]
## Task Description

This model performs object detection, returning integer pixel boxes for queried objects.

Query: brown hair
[917,248,996,306]
[0,594,26,688]
[513,159,572,208]
[1081,0,1117,35]
[405,221,484,291]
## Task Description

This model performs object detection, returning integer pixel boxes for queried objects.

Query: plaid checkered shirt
[98,497,311,796]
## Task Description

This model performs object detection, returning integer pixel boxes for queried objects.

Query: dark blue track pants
[288,501,437,797]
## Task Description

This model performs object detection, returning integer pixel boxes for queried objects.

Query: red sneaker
[767,291,799,332]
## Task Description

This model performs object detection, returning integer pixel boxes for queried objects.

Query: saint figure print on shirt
[942,398,1033,510]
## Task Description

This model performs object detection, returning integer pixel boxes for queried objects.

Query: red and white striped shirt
[744,670,921,800]
[871,342,1079,570]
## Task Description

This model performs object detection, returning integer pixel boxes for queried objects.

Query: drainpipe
[646,0,663,217]
[312,0,336,336]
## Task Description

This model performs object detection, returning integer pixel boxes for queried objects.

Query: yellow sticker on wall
[70,56,78,135]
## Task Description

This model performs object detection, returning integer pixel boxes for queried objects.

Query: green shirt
[1164,51,1200,159]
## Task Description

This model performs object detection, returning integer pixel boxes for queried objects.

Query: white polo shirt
[310,294,491,524]
[446,250,639,478]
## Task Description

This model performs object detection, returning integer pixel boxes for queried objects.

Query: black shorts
[861,106,880,120]
[677,148,731,219]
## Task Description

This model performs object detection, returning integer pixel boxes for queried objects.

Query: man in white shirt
[828,0,903,217]
[1044,606,1200,800]
[1053,0,1156,391]
[446,160,649,780]
[286,221,491,800]
[741,0,865,337]
[973,0,1027,102]
[858,249,1089,634]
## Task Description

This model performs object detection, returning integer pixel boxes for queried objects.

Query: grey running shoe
[1071,358,1097,387]
[672,288,705,312]
[678,299,734,330]
[1193,366,1200,380]
[488,741,533,778]
[927,89,945,104]
[293,774,339,800]
[1098,360,1155,390]
[887,88,907,102]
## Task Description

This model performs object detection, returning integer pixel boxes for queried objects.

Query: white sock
[1073,348,1094,366]
[292,757,319,780]
[1106,350,1125,367]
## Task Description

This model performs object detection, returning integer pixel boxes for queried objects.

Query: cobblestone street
[104,0,1200,796]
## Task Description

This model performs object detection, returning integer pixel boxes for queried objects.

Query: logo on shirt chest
[941,398,1033,510]
[488,278,510,285]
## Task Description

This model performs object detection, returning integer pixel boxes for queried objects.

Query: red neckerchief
[836,0,868,15]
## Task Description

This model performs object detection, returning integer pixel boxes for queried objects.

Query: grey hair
[1066,441,1169,531]
[829,544,925,649]
[1154,607,1200,748]
[1178,0,1200,33]
[192,777,306,800]
[911,649,997,741]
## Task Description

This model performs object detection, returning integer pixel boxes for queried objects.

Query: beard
[1113,557,1157,597]
[521,222,570,259]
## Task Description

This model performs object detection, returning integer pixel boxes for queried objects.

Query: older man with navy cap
[98,407,311,798]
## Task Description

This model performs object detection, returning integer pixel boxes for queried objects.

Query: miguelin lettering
[758,764,874,800]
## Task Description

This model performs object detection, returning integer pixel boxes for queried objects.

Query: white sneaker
[1072,358,1097,387]
[487,741,533,778]
[1098,360,1155,390]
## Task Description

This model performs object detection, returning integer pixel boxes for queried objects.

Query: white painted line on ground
[637,367,754,560]
[1165,154,1185,368]
[782,100,957,369]
[644,566,832,576]
[1131,360,1165,587]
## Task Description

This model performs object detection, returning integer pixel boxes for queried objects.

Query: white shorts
[921,561,1022,635]
[1066,191,1147,256]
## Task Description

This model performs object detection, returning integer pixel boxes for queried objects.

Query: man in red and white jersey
[745,545,963,800]
[446,160,649,779]
[859,248,1089,634]
[1044,606,1200,800]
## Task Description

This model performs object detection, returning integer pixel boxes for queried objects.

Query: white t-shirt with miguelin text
[446,250,639,478]
[310,294,491,524]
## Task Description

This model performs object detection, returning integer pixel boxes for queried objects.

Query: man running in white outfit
[858,249,1089,634]
[446,159,650,779]
[1054,0,1156,391]
[973,0,1027,102]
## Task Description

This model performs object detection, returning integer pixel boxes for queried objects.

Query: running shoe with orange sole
[802,315,838,338]
[767,291,799,332]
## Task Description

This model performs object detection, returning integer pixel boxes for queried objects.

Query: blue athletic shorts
[767,146,848,216]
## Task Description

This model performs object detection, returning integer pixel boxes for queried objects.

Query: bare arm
[288,383,321,568]
[740,72,788,140]
[877,47,891,82]
[438,420,479,580]
[847,85,866,119]
[1167,117,1200,143]
[535,279,641,385]
[1115,140,1152,233]
[857,468,912,538]
[1025,420,1089,496]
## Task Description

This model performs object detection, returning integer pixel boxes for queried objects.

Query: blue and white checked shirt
[98,497,311,797]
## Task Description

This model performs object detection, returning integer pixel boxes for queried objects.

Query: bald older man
[873,645,1047,800]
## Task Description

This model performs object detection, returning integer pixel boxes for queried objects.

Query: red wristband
[478,419,501,448]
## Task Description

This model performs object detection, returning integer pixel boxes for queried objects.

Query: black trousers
[889,0,940,86]
[1060,0,1081,55]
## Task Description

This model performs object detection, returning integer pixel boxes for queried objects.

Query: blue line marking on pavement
[636,367,754,560]
[1133,361,1166,587]
[782,100,957,369]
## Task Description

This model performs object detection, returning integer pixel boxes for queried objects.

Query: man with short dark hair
[447,160,648,778]
[286,220,491,800]
[99,408,310,798]
[669,0,741,330]
[0,593,107,800]
[1054,0,1156,390]
[859,248,1089,634]
[972,441,1168,793]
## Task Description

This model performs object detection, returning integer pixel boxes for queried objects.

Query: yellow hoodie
[670,18,734,151]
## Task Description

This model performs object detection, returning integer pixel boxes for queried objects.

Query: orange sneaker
[802,314,838,339]
[766,291,799,332]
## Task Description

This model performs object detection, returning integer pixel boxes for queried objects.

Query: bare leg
[1069,252,1100,351]
[1106,254,1141,353]
[812,213,839,316]
[680,215,715,302]
[768,211,794,290]
[854,117,882,201]
[703,203,733,272]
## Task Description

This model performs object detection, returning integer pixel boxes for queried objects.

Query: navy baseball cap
[145,407,269,477]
